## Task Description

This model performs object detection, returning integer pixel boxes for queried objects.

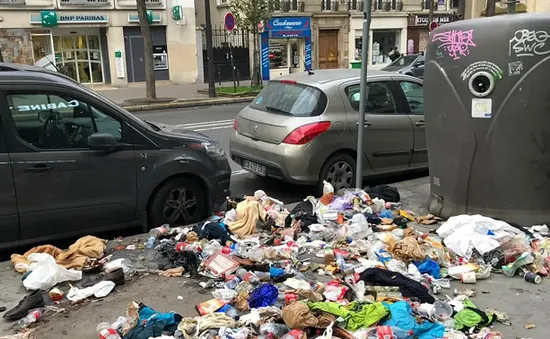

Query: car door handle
[25,164,53,173]
[356,121,372,127]
[415,121,425,127]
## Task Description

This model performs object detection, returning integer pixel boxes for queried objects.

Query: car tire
[149,177,207,228]
[317,153,357,196]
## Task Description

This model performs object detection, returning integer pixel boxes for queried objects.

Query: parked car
[0,63,231,249]
[229,69,426,194]
[381,53,425,79]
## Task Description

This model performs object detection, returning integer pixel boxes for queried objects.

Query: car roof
[0,62,81,87]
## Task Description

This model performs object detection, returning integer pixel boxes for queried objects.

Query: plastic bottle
[175,242,202,253]
[18,308,43,329]
[335,253,346,272]
[149,224,171,238]
[224,277,241,289]
[145,236,156,249]
[367,326,413,339]
[97,321,122,339]
[236,268,260,284]
[280,329,304,339]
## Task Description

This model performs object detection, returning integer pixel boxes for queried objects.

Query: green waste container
[350,61,361,69]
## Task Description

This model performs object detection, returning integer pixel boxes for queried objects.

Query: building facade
[0,0,199,86]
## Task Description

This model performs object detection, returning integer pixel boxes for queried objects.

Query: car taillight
[233,118,238,130]
[282,122,331,145]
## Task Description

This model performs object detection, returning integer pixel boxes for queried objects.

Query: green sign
[172,5,182,21]
[127,12,161,24]
[114,51,122,58]
[146,10,153,24]
[40,11,58,27]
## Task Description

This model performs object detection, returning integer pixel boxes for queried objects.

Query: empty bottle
[97,322,122,339]
[175,242,201,253]
[18,308,43,329]
[145,236,156,249]
[149,224,171,238]
[367,326,414,339]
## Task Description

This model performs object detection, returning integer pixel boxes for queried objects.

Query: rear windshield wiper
[265,106,292,115]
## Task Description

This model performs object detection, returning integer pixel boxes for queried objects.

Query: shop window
[52,35,104,84]
[269,40,288,68]
[7,93,121,150]
[400,82,424,115]
[345,82,397,114]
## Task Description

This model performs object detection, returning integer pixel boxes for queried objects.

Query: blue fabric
[381,301,445,339]
[379,210,393,219]
[415,259,441,279]
[139,306,176,325]
[270,267,285,278]
[248,284,279,308]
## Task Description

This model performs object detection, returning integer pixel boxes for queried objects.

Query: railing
[321,0,338,11]
[350,0,403,11]
[60,0,109,5]
[272,0,305,12]
[422,0,439,11]
[0,0,25,4]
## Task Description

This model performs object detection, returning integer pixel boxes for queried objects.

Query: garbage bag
[415,258,441,279]
[347,214,373,240]
[23,253,82,290]
[249,284,279,308]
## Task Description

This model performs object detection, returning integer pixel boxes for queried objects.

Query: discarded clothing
[156,241,201,275]
[381,301,445,339]
[178,313,235,339]
[308,301,389,331]
[11,235,106,273]
[359,268,435,304]
[124,305,181,339]
[195,221,230,245]
[454,299,496,332]
[249,284,279,308]
[227,197,267,237]
[365,185,400,202]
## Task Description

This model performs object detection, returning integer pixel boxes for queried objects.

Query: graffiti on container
[509,29,550,57]
[432,29,476,60]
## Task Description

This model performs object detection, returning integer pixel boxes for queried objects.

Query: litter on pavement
[4,183,549,339]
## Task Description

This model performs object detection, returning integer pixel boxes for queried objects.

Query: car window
[345,82,397,114]
[249,81,327,117]
[400,82,424,115]
[7,92,122,150]
[389,55,419,67]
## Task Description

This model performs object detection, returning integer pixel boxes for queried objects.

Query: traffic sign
[429,20,439,32]
[224,12,236,31]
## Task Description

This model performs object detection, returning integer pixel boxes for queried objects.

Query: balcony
[349,0,403,11]
[59,0,110,5]
[0,0,25,4]
[422,0,439,11]
[321,0,338,11]
[115,0,164,8]
[272,0,305,12]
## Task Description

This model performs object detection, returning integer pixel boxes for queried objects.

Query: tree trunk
[486,0,496,17]
[252,33,260,87]
[136,0,157,100]
[0,46,4,63]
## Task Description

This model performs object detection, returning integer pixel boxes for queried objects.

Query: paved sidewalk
[89,80,254,105]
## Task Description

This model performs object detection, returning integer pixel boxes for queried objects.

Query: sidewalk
[88,80,255,112]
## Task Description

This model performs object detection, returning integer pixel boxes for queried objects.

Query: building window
[51,34,104,84]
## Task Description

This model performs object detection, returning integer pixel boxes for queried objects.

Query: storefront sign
[128,11,160,24]
[115,50,125,79]
[30,12,109,26]
[266,17,310,31]
[413,15,451,26]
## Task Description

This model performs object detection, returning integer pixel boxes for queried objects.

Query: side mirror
[88,133,117,152]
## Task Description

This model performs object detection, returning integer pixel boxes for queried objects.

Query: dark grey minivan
[0,63,231,248]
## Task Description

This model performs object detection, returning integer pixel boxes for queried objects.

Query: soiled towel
[11,235,106,273]
[227,197,267,237]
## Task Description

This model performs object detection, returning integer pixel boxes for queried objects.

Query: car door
[395,79,427,168]
[0,93,19,246]
[2,86,137,241]
[343,80,414,173]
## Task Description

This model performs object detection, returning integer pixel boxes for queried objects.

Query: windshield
[249,81,327,117]
[389,55,420,67]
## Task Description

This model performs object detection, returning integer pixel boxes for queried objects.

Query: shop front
[260,16,312,81]
[407,14,454,54]
[349,15,408,68]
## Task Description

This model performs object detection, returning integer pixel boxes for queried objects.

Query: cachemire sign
[30,12,109,27]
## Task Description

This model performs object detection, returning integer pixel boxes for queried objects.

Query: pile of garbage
[4,181,549,339]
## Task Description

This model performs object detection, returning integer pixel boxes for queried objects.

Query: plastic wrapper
[248,284,279,308]
[322,280,349,301]
[500,233,530,259]
[347,214,373,240]
[22,253,82,291]
[259,324,289,338]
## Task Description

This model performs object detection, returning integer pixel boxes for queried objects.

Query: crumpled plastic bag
[282,301,319,329]
[347,214,373,240]
[249,284,279,308]
[23,253,82,290]
[67,280,116,302]
[391,236,425,262]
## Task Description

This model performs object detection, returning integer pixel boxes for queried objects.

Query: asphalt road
[136,103,427,205]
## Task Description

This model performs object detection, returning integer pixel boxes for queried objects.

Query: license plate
[243,160,266,176]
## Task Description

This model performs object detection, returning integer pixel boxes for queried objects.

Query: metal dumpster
[424,13,550,226]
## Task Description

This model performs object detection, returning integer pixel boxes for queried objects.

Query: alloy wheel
[163,186,198,225]
[325,160,354,192]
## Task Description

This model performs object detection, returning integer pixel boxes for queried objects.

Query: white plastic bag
[318,322,334,339]
[322,180,334,195]
[347,214,373,240]
[23,253,82,291]
[67,280,115,302]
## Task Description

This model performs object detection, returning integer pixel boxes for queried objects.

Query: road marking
[176,119,234,131]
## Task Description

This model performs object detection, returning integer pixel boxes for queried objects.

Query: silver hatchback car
[229,69,426,193]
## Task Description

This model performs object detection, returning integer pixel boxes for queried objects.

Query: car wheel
[317,153,356,195]
[149,177,207,227]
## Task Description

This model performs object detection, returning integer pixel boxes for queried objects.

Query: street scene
[1,0,550,338]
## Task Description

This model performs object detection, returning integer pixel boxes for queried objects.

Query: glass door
[30,33,55,70]
[52,34,104,84]
[88,36,104,83]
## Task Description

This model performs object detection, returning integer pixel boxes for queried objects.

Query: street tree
[0,46,4,63]
[231,0,274,87]
[136,0,157,100]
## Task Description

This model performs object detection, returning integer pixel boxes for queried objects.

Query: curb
[122,97,255,113]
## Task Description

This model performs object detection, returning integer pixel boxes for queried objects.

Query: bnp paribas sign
[30,11,109,27]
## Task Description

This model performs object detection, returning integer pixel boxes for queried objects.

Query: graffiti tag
[508,60,524,76]
[432,30,476,60]
[509,29,550,57]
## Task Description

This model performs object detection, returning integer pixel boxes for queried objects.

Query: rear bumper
[229,132,320,185]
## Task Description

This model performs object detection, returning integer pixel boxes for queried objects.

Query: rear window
[250,81,327,117]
